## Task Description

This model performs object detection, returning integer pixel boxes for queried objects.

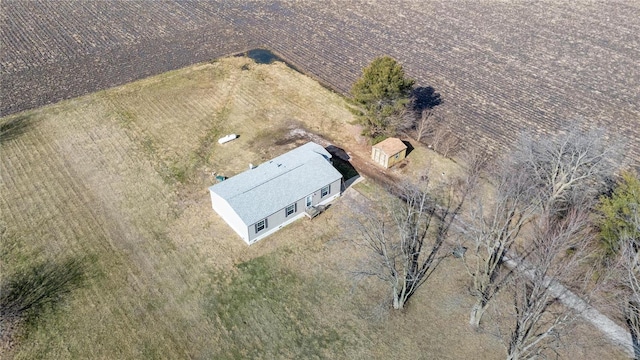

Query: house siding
[210,191,250,243]
[318,178,342,205]
[247,178,342,243]
[247,197,305,243]
[306,178,342,211]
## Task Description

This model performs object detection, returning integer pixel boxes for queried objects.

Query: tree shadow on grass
[0,114,34,144]
[0,257,88,330]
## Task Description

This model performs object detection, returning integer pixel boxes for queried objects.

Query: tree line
[348,56,639,359]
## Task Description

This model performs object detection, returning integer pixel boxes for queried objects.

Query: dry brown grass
[0,56,628,359]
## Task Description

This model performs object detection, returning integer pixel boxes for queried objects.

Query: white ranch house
[209,142,343,245]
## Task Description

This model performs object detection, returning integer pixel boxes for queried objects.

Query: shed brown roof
[373,137,407,156]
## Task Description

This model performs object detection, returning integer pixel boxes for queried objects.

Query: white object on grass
[218,134,238,144]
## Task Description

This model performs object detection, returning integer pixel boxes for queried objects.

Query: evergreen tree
[350,56,414,139]
[598,171,640,260]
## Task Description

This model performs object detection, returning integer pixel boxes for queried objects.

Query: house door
[306,195,313,208]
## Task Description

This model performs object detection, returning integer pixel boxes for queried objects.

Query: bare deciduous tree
[462,166,538,327]
[402,107,460,157]
[430,124,461,158]
[511,127,623,214]
[461,125,622,329]
[352,175,470,310]
[413,109,435,143]
[386,106,417,138]
[505,208,594,360]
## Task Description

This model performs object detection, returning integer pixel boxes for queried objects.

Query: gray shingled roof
[209,142,343,226]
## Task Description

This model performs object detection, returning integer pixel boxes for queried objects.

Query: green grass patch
[248,125,290,151]
[191,107,225,169]
[353,180,381,200]
[156,120,221,185]
[205,255,344,359]
[113,109,136,128]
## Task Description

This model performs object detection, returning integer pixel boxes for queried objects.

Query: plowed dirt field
[2,1,639,161]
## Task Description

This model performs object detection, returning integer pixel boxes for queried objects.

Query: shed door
[373,148,381,164]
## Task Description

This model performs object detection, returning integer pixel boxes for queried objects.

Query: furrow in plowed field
[3,0,638,162]
[243,0,640,158]
[0,0,258,115]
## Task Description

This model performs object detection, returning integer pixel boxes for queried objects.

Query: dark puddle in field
[236,48,303,72]
[246,49,281,64]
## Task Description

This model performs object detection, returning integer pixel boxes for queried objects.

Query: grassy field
[0,56,627,359]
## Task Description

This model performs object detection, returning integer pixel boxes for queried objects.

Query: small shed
[371,137,407,168]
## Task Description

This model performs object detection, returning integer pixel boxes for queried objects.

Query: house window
[255,218,267,233]
[321,185,330,198]
[285,203,296,217]
[395,153,400,159]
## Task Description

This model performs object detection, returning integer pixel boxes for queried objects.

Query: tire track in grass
[0,137,41,236]
[1,134,71,249]
[0,99,197,356]
[3,126,106,260]
[100,65,233,182]
[0,124,146,358]
[50,100,226,357]
[0,53,356,358]
[37,106,192,357]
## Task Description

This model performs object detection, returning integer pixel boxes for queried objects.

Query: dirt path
[503,258,636,359]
